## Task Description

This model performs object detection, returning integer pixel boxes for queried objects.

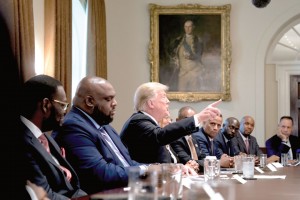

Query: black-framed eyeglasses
[52,99,69,111]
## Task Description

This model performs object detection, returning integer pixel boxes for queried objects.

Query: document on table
[253,175,286,179]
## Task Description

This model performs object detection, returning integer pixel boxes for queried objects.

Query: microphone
[252,0,271,8]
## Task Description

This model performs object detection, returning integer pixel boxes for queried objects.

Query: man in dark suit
[170,106,205,172]
[266,116,300,163]
[231,116,263,157]
[120,82,221,164]
[54,76,149,195]
[193,114,232,167]
[20,75,87,200]
[215,117,240,157]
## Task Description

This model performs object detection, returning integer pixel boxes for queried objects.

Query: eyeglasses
[52,99,69,111]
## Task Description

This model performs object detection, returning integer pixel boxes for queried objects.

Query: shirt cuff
[194,115,200,127]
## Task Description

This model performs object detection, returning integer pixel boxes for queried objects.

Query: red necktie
[38,134,72,181]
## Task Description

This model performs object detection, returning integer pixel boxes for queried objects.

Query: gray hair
[133,82,169,112]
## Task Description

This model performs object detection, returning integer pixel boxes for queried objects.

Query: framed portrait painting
[149,4,231,101]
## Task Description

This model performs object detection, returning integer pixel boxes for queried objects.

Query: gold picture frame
[149,4,231,102]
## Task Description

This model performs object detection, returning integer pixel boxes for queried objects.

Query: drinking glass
[128,167,158,200]
[242,156,255,179]
[260,154,267,168]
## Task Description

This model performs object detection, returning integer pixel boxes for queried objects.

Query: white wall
[105,0,300,146]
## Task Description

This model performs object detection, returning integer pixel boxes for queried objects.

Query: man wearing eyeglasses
[19,74,87,200]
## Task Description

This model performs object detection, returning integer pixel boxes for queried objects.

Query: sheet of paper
[182,177,194,189]
[182,176,205,189]
[253,175,286,179]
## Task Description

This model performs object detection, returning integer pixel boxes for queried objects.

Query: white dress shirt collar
[20,115,43,139]
[141,111,158,125]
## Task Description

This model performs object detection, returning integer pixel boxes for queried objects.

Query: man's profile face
[184,20,194,35]
[151,90,170,122]
[91,82,117,125]
[43,86,67,132]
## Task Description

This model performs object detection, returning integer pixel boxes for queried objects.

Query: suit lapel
[25,128,74,190]
[221,134,228,154]
[45,134,79,183]
[238,134,247,153]
[25,128,60,168]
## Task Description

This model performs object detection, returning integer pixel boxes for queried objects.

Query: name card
[272,162,283,168]
[267,163,278,171]
[255,167,264,173]
[232,174,247,184]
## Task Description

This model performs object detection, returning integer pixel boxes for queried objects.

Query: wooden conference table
[72,165,300,200]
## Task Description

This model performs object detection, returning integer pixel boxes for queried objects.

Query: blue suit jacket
[231,132,263,156]
[120,111,198,163]
[193,128,223,159]
[21,122,86,200]
[54,106,141,194]
[265,134,300,159]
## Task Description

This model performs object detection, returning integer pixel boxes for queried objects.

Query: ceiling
[272,24,300,62]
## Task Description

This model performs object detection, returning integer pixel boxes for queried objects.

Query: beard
[42,107,61,132]
[91,104,113,126]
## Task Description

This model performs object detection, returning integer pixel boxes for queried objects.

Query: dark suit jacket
[265,134,300,159]
[21,122,86,200]
[231,132,263,156]
[193,128,223,159]
[120,111,198,163]
[54,107,141,194]
[214,132,235,157]
[170,135,205,170]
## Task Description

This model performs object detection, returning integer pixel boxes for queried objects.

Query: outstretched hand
[196,99,222,123]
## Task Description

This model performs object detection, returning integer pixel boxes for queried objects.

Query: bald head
[73,76,106,104]
[222,117,240,138]
[176,106,196,121]
[73,76,117,125]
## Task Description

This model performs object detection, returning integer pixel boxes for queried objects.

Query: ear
[85,95,94,108]
[42,98,51,114]
[147,99,155,109]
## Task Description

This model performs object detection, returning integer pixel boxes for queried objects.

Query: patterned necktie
[99,127,130,167]
[38,134,72,181]
[187,135,198,160]
[210,139,214,156]
[245,138,249,154]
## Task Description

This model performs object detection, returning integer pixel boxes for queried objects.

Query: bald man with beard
[54,76,146,194]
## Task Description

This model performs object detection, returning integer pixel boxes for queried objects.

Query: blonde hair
[133,82,169,112]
